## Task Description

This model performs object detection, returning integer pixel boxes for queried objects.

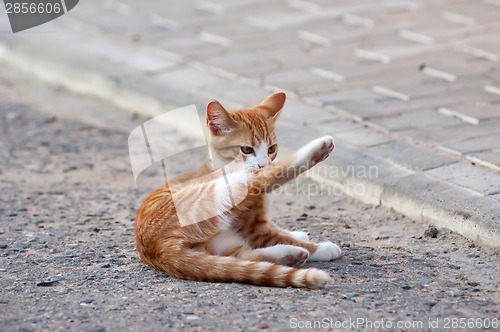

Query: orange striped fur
[135,92,341,288]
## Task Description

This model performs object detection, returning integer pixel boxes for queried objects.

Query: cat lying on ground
[135,92,341,288]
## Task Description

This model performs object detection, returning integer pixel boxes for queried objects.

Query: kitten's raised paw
[290,231,309,242]
[297,136,335,167]
[311,136,334,165]
[309,242,342,261]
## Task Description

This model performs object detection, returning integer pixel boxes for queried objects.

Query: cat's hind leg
[241,221,342,261]
[207,231,309,267]
[258,245,309,267]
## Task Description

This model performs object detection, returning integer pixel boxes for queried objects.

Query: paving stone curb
[1,24,498,248]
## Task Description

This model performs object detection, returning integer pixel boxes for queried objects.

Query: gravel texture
[1,70,499,331]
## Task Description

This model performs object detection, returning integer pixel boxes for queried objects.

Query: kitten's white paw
[309,242,342,261]
[261,245,309,267]
[296,136,335,167]
[290,231,309,242]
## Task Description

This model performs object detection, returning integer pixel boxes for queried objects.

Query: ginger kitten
[135,92,341,288]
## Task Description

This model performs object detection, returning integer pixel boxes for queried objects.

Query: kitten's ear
[260,92,286,120]
[206,100,237,136]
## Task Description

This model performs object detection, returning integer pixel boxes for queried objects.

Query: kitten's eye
[240,146,254,154]
[268,145,277,154]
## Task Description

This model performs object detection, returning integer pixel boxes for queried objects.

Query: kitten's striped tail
[148,250,331,288]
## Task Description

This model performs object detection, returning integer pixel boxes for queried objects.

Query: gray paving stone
[369,109,465,132]
[194,79,269,109]
[307,117,360,133]
[459,33,500,61]
[279,98,335,127]
[329,99,409,119]
[330,86,500,119]
[426,162,500,195]
[199,22,297,49]
[289,0,376,14]
[438,103,500,125]
[151,13,234,32]
[380,49,497,83]
[296,2,422,47]
[305,87,383,105]
[370,82,446,101]
[340,0,436,15]
[396,7,492,44]
[491,71,500,84]
[309,62,376,83]
[442,0,500,25]
[146,33,227,58]
[397,46,481,61]
[272,43,359,71]
[155,67,228,90]
[200,51,282,78]
[246,7,333,30]
[420,61,497,82]
[440,133,500,155]
[368,141,456,171]
[60,0,162,38]
[485,83,500,96]
[399,118,500,147]
[298,18,377,46]
[466,150,500,169]
[275,123,321,152]
[264,69,343,96]
[399,20,480,44]
[355,34,436,61]
[196,0,275,14]
[330,125,392,147]
[312,78,464,105]
[309,60,428,88]
[122,0,208,24]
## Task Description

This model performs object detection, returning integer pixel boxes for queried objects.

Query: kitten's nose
[258,164,264,169]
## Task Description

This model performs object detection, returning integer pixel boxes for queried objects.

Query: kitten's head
[206,92,285,172]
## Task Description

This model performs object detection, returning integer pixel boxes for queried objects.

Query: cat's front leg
[254,136,334,192]
[308,241,342,261]
[293,136,334,170]
[290,231,341,261]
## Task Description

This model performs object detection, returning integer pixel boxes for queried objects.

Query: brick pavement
[0,0,499,246]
